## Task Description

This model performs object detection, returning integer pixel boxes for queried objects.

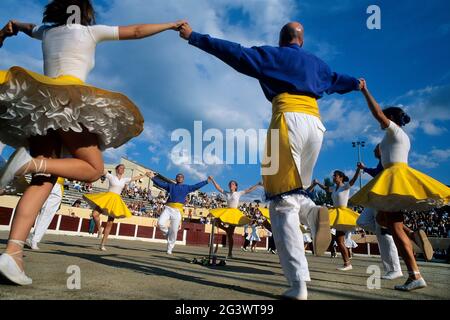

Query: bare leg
[101,217,115,247]
[92,209,102,236]
[336,232,350,266]
[20,129,104,183]
[5,133,61,270]
[385,212,421,280]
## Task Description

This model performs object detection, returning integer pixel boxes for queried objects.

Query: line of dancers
[0,0,449,300]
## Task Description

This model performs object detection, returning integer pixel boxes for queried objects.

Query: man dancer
[26,178,65,250]
[148,172,210,254]
[179,22,363,300]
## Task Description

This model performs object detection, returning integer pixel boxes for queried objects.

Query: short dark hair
[43,0,96,26]
[383,106,411,127]
[334,170,349,183]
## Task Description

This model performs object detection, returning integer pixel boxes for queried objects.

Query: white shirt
[222,191,245,209]
[330,183,351,207]
[380,121,410,167]
[32,24,119,81]
[106,173,131,195]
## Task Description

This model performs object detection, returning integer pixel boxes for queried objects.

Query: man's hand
[207,176,213,183]
[146,171,155,179]
[179,22,193,40]
[357,162,366,170]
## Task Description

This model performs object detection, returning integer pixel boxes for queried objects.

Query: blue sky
[1,0,449,200]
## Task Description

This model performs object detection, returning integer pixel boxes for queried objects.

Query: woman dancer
[312,169,361,270]
[84,164,147,251]
[247,220,262,252]
[209,177,262,258]
[350,80,450,291]
[0,0,185,285]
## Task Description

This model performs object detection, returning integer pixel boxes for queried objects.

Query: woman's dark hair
[43,0,96,26]
[228,180,239,190]
[115,164,125,171]
[383,106,411,127]
[334,170,349,183]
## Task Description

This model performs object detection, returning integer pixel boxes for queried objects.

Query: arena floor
[0,231,449,300]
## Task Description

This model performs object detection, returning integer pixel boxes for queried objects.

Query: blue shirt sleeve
[325,71,360,95]
[152,177,170,191]
[189,32,264,79]
[364,162,384,178]
[188,180,209,193]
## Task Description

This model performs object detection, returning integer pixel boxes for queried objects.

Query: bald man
[180,22,362,300]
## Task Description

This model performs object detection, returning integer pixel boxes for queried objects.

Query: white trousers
[270,194,321,282]
[285,112,326,189]
[30,183,63,243]
[158,206,181,252]
[357,208,402,273]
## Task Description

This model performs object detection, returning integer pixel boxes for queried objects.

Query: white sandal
[0,240,33,286]
[0,147,46,188]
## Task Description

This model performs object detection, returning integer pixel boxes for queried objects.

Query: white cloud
[410,148,450,169]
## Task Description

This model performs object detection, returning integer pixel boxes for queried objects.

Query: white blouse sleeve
[384,120,400,137]
[31,25,51,40]
[89,25,119,43]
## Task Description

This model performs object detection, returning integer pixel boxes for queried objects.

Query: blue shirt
[189,32,360,101]
[364,161,384,178]
[152,177,209,204]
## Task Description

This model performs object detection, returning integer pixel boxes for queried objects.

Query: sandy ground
[0,231,449,300]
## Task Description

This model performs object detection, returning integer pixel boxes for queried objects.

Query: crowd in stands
[405,208,450,238]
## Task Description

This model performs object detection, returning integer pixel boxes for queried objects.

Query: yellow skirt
[83,192,132,219]
[329,207,360,231]
[350,163,450,212]
[0,66,144,150]
[209,208,251,226]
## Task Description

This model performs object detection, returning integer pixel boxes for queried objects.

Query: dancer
[179,21,363,300]
[84,165,147,251]
[148,172,210,255]
[356,145,403,279]
[209,177,262,258]
[357,146,434,265]
[26,178,65,250]
[350,80,450,291]
[312,169,361,270]
[0,0,186,285]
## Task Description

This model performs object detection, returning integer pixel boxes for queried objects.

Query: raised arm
[188,179,209,193]
[325,70,362,95]
[118,20,186,40]
[148,172,170,192]
[348,167,362,187]
[179,23,264,79]
[129,172,147,183]
[360,80,390,129]
[243,182,263,194]
[313,179,331,193]
[209,176,224,194]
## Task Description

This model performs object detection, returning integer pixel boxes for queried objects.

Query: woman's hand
[359,78,367,92]
[170,20,188,31]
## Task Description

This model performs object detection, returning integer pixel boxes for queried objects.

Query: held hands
[170,20,188,31]
[207,176,214,183]
[357,162,366,170]
[0,20,18,48]
[146,171,155,179]
[359,78,367,92]
[179,22,193,40]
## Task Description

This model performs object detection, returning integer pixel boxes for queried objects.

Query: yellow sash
[166,202,184,215]
[262,93,320,198]
[1,66,84,86]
